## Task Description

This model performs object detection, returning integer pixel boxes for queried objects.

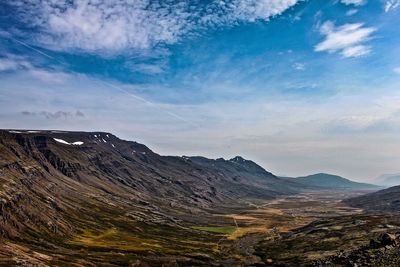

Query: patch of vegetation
[191,226,236,234]
[68,228,162,251]
[228,226,269,240]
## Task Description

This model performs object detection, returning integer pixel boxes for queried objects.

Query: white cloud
[132,63,165,74]
[28,69,69,83]
[0,55,69,83]
[315,21,376,58]
[394,67,400,74]
[384,0,400,12]
[0,59,19,71]
[293,62,305,70]
[231,0,300,21]
[341,0,367,6]
[0,57,30,72]
[341,45,371,57]
[10,0,301,53]
[346,9,359,16]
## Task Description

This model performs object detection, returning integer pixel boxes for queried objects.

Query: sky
[1,0,400,182]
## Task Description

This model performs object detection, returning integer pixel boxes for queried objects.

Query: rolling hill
[287,173,379,190]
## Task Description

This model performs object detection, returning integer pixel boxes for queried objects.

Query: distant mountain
[344,185,400,212]
[188,156,305,196]
[287,173,379,190]
[377,173,400,186]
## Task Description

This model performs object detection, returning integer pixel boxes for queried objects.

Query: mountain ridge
[344,185,400,212]
[285,173,379,190]
[0,129,305,239]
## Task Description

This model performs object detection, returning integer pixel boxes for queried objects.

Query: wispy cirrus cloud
[28,69,70,83]
[293,62,306,70]
[346,9,359,16]
[315,21,376,58]
[0,55,70,83]
[341,0,367,6]
[127,63,166,75]
[7,0,301,54]
[0,56,31,71]
[0,59,20,71]
[384,0,400,12]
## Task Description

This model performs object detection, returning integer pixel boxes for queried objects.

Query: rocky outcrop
[311,232,400,266]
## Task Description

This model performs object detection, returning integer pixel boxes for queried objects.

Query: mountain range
[0,129,393,265]
[0,130,305,239]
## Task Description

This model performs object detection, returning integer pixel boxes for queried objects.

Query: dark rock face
[378,233,398,247]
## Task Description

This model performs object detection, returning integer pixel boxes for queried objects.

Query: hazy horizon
[1,0,400,182]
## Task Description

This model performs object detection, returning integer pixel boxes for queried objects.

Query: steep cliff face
[0,133,75,239]
[0,130,302,242]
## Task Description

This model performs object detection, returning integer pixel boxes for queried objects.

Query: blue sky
[1,0,400,181]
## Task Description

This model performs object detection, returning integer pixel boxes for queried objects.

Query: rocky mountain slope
[2,129,391,266]
[0,129,308,265]
[287,173,379,190]
[344,185,400,212]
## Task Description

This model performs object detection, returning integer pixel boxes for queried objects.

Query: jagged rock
[370,238,380,248]
[378,233,397,246]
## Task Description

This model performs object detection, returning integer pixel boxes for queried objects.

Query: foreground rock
[311,232,400,267]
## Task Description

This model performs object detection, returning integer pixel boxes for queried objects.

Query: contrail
[96,79,198,127]
[11,37,58,62]
[5,34,198,127]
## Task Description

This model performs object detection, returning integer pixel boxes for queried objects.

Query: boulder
[378,233,397,246]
